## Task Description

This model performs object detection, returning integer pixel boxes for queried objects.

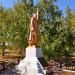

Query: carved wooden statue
[28,10,39,46]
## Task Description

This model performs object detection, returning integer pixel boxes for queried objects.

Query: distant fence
[0,52,25,71]
[65,61,75,71]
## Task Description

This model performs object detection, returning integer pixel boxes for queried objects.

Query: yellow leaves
[71,14,75,28]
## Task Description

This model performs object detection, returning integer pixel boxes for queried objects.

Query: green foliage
[0,3,31,52]
[38,0,75,61]
[0,0,75,61]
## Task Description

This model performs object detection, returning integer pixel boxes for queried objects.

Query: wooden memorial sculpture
[28,10,39,47]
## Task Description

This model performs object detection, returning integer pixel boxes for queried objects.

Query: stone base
[16,57,44,75]
[26,46,43,58]
[16,46,47,75]
[26,46,48,67]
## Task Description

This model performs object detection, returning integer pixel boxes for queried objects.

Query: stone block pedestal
[16,46,47,75]
[26,46,43,58]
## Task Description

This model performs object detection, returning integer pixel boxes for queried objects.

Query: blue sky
[0,0,75,15]
[0,0,18,8]
[55,0,75,16]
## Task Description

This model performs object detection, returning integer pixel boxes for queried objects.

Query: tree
[22,0,33,6]
[7,3,31,53]
[37,0,64,60]
[0,5,7,56]
[63,7,75,60]
[0,3,32,54]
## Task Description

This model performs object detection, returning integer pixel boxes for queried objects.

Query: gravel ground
[0,69,18,75]
[0,69,75,75]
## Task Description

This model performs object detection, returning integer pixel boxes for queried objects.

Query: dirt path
[55,70,75,75]
[0,69,75,75]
